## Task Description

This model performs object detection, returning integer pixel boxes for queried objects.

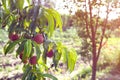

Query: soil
[1,53,120,80]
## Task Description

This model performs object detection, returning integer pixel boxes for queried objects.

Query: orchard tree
[0,0,77,80]
[73,0,118,80]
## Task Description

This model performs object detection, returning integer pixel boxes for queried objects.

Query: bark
[88,0,97,80]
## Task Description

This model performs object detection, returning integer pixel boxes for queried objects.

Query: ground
[1,52,120,80]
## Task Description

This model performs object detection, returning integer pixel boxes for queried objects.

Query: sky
[54,0,120,20]
[23,0,120,20]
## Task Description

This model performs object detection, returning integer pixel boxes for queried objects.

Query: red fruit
[33,34,44,44]
[9,33,19,41]
[46,49,54,58]
[19,50,24,59]
[19,53,23,60]
[29,56,37,65]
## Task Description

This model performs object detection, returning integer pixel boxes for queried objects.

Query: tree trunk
[91,51,97,80]
[91,30,97,80]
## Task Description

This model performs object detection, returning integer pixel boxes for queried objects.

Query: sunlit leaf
[16,0,24,10]
[67,49,77,72]
[46,9,63,31]
[2,0,6,9]
[27,0,31,5]
[44,10,54,37]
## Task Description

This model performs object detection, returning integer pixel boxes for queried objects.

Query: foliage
[98,38,120,69]
[72,0,113,80]
[72,9,112,57]
[1,0,77,80]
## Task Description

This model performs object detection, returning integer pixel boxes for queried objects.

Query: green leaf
[44,10,54,37]
[27,72,36,80]
[32,41,41,60]
[27,0,31,5]
[22,65,31,80]
[1,0,9,13]
[2,0,6,9]
[42,73,58,80]
[16,40,26,57]
[67,49,77,72]
[4,39,24,55]
[46,9,63,31]
[23,39,32,59]
[8,20,17,33]
[62,47,68,63]
[16,0,24,10]
[53,52,62,68]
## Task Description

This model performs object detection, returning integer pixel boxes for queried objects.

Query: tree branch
[95,7,100,34]
[85,0,92,40]
[96,3,110,62]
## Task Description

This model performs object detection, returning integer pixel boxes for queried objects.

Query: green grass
[51,27,81,51]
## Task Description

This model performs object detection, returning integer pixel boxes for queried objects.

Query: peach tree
[0,0,77,80]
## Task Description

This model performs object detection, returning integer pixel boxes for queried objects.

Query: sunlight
[54,0,120,20]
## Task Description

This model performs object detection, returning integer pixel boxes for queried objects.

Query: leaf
[22,65,31,80]
[8,20,17,33]
[46,9,63,31]
[23,39,32,59]
[53,52,62,68]
[44,10,54,37]
[61,47,68,63]
[27,72,36,80]
[4,39,24,55]
[2,0,6,9]
[1,0,9,13]
[42,73,58,80]
[27,0,31,5]
[16,40,26,57]
[67,49,77,72]
[32,41,41,60]
[16,0,24,10]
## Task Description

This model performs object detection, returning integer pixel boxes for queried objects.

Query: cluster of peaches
[9,33,54,65]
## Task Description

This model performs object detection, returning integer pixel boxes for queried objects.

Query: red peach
[19,52,23,60]
[46,49,54,58]
[33,34,44,44]
[29,56,37,65]
[9,33,19,41]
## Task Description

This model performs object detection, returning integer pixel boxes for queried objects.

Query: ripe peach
[33,34,44,44]
[46,49,54,58]
[29,56,37,65]
[9,33,19,41]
